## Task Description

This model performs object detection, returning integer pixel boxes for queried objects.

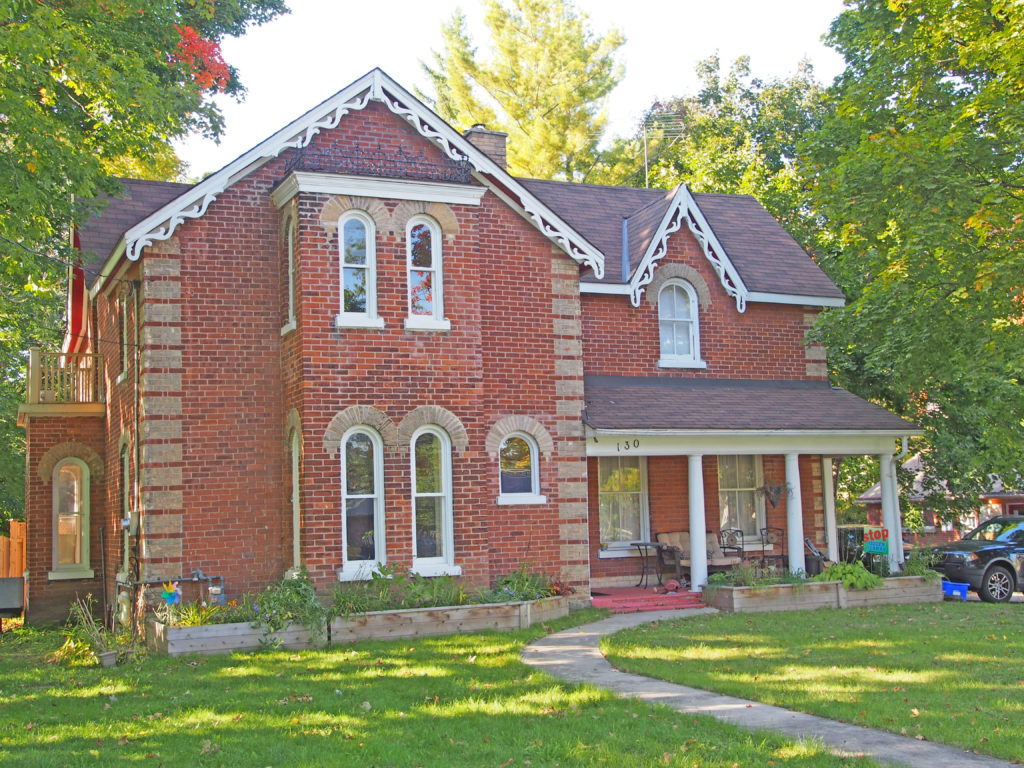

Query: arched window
[282,215,297,332]
[119,443,132,578]
[337,211,383,328]
[497,433,545,504]
[341,427,384,578]
[411,426,458,575]
[658,280,704,368]
[51,458,93,579]
[405,216,449,331]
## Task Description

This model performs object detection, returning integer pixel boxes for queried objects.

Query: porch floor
[590,586,705,614]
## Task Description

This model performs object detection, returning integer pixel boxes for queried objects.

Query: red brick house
[18,69,919,623]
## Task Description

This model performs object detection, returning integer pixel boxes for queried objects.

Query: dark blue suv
[931,516,1024,602]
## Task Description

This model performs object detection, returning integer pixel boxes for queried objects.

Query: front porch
[583,376,922,589]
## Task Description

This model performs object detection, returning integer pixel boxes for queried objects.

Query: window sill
[404,316,451,332]
[597,547,642,559]
[335,314,385,330]
[115,371,129,385]
[337,562,383,582]
[280,319,297,336]
[658,357,707,369]
[409,561,462,578]
[496,493,547,506]
[48,568,95,581]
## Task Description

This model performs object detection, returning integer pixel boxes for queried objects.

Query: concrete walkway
[521,609,1017,768]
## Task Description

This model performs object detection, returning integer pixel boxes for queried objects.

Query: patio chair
[655,531,743,582]
[720,528,744,559]
[760,526,786,571]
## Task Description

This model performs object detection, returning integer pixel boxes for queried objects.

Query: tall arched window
[405,216,449,331]
[341,427,384,578]
[658,280,704,368]
[282,215,297,332]
[411,426,458,575]
[497,433,545,504]
[337,211,383,328]
[51,457,93,579]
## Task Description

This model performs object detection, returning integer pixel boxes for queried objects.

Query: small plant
[813,560,882,590]
[900,547,941,580]
[480,563,552,603]
[251,568,327,647]
[52,595,116,664]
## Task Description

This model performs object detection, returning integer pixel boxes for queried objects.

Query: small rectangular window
[597,456,648,543]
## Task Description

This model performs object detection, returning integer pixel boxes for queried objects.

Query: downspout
[621,218,629,284]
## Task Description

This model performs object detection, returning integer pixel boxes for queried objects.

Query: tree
[0,0,288,528]
[804,0,1024,517]
[422,0,624,181]
[595,55,827,250]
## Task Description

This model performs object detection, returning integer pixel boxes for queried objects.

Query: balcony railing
[25,349,105,405]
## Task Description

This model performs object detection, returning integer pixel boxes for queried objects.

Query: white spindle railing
[26,349,105,405]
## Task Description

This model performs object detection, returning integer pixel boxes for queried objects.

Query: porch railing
[25,348,105,405]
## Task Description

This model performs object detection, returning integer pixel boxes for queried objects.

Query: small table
[633,542,662,588]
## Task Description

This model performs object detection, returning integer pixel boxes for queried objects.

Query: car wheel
[979,565,1014,603]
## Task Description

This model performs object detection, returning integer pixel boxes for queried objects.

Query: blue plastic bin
[942,581,969,601]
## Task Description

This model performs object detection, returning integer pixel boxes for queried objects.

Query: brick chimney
[462,124,508,170]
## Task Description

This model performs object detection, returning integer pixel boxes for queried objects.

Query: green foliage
[900,547,941,581]
[421,0,624,181]
[813,561,883,590]
[0,0,286,529]
[805,0,1024,518]
[251,569,327,647]
[330,564,468,618]
[479,563,554,602]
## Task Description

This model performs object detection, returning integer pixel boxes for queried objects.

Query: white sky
[173,0,848,178]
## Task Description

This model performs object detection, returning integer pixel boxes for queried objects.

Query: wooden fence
[1,520,26,578]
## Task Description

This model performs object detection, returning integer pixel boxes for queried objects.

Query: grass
[602,601,1024,762]
[0,609,877,768]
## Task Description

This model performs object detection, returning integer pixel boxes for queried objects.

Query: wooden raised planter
[703,576,941,614]
[331,595,568,642]
[148,620,326,657]
[148,596,568,656]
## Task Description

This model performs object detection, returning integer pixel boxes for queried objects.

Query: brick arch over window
[284,408,303,452]
[323,406,399,458]
[37,442,104,483]
[391,201,459,238]
[398,406,469,452]
[319,195,391,238]
[484,415,554,459]
[645,263,712,309]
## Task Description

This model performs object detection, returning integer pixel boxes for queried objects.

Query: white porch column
[879,453,903,572]
[822,457,839,562]
[785,453,805,574]
[688,454,708,588]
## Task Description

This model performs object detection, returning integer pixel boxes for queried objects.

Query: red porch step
[590,588,705,614]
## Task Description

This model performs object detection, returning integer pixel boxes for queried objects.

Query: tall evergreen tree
[422,0,624,181]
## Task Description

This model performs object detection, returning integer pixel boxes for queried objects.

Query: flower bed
[148,595,568,656]
[703,575,941,614]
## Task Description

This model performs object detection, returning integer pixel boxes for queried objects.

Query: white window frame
[289,428,302,573]
[49,457,94,580]
[281,215,297,335]
[410,426,460,576]
[404,215,450,331]
[339,426,385,581]
[717,455,766,543]
[118,443,131,579]
[658,279,706,369]
[336,210,384,329]
[496,432,546,505]
[597,455,650,556]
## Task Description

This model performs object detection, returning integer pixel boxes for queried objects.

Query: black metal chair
[760,526,786,571]
[720,528,744,559]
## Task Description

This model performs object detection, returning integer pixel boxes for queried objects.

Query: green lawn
[0,610,875,768]
[602,601,1024,762]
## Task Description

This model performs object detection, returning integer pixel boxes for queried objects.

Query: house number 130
[617,439,640,452]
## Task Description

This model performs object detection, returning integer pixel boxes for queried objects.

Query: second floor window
[337,211,382,328]
[405,216,449,330]
[658,280,704,368]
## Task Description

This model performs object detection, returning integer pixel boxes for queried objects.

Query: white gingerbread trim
[107,68,604,285]
[629,185,748,312]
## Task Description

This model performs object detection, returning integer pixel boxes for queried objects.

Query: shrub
[813,561,883,590]
[251,568,327,647]
[479,564,552,603]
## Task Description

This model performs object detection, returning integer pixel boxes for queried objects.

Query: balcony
[18,349,106,424]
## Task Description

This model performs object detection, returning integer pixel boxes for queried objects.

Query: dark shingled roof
[520,178,843,301]
[77,178,194,284]
[584,376,917,433]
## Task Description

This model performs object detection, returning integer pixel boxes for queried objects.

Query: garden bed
[148,595,568,656]
[703,575,941,613]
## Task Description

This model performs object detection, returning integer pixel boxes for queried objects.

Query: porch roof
[583,376,918,434]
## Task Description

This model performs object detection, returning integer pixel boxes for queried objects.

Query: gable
[90,68,605,295]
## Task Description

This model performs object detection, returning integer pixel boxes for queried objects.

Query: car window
[966,519,1024,543]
